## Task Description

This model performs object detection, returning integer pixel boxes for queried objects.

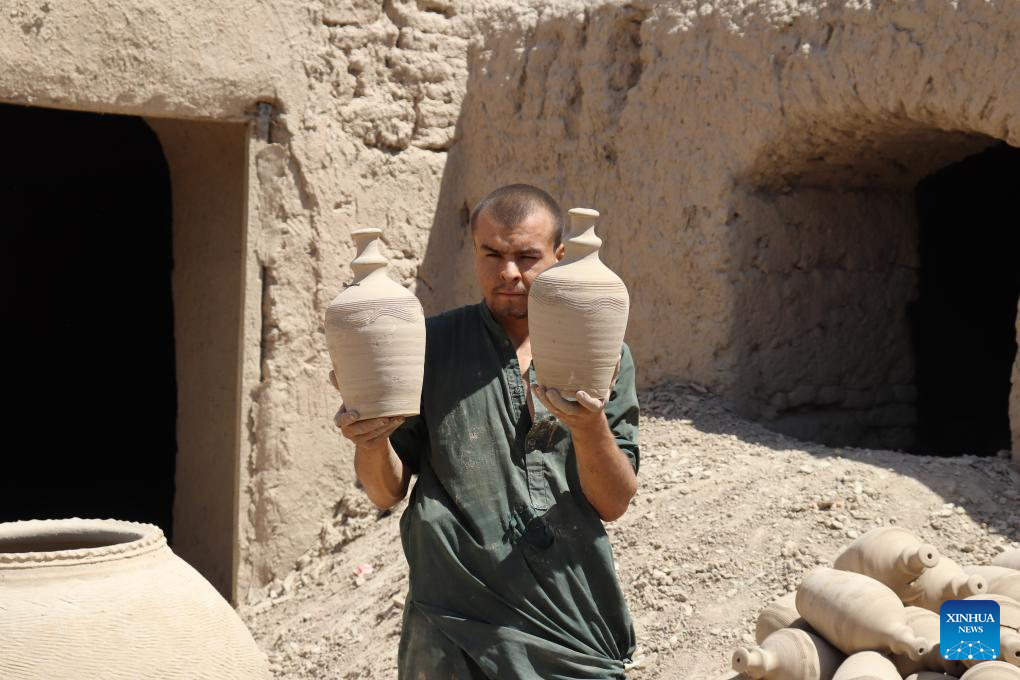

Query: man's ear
[554,243,566,261]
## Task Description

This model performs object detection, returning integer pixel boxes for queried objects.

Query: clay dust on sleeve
[238,383,1020,679]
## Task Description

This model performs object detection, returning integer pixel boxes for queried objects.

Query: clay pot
[731,627,844,680]
[992,552,1020,571]
[959,660,1020,678]
[832,650,901,680]
[894,606,967,677]
[964,566,1020,602]
[796,567,930,660]
[912,555,987,612]
[963,595,1020,631]
[528,208,629,401]
[0,518,270,679]
[832,527,940,600]
[324,228,425,420]
[756,591,814,643]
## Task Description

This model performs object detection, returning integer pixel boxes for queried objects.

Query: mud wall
[2,0,1019,600]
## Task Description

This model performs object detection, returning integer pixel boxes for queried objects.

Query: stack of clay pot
[325,227,426,420]
[528,208,629,401]
[732,532,1020,680]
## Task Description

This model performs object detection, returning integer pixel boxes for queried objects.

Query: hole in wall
[0,103,177,534]
[731,128,1018,456]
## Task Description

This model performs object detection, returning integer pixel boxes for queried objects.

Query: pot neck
[560,208,603,266]
[349,228,389,285]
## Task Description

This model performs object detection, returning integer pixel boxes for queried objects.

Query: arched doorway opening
[0,103,177,533]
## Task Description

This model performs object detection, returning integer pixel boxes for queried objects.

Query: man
[333,184,640,679]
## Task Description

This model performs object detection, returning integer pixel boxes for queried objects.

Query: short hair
[468,184,565,247]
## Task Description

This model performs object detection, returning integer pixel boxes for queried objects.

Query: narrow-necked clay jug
[528,208,629,401]
[796,567,930,660]
[992,552,1020,571]
[325,228,425,420]
[756,591,814,643]
[959,628,1020,669]
[832,650,902,680]
[959,660,1020,678]
[893,606,966,677]
[832,526,940,600]
[964,566,1020,602]
[731,627,844,680]
[913,556,987,612]
[0,518,270,679]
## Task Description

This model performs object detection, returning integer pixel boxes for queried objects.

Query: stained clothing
[389,301,639,679]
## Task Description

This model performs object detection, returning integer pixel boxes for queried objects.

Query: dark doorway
[911,142,1020,456]
[0,103,177,538]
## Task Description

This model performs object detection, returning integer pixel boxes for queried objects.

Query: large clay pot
[732,627,844,680]
[832,526,940,601]
[0,518,270,679]
[796,567,930,660]
[528,208,629,401]
[325,228,425,420]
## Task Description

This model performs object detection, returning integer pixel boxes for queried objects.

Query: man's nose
[500,260,522,282]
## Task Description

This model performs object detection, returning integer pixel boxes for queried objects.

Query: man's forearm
[354,439,410,510]
[571,415,638,521]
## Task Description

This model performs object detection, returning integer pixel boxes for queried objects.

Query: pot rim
[0,517,166,568]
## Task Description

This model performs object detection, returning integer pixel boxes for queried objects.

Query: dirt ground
[239,382,1020,679]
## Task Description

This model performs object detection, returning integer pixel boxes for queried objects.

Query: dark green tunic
[389,301,639,679]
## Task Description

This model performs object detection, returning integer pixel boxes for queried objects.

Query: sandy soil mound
[239,383,1020,679]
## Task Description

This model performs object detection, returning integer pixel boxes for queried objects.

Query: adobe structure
[2,0,1017,604]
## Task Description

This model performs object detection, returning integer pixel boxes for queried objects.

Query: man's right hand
[330,370,405,447]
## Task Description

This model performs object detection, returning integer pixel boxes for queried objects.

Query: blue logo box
[940,599,1000,661]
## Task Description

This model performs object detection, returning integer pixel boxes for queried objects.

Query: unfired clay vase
[756,591,814,644]
[960,628,1020,669]
[796,567,930,660]
[528,208,629,401]
[959,661,1020,679]
[964,566,1020,602]
[913,556,987,612]
[325,228,425,420]
[992,552,1020,571]
[832,526,940,601]
[893,606,967,677]
[0,518,270,679]
[731,627,845,680]
[831,650,902,680]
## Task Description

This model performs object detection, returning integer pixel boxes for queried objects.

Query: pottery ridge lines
[326,298,425,328]
[529,286,629,313]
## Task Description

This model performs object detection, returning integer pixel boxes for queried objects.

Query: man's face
[473,208,565,322]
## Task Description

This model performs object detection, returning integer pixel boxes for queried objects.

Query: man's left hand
[531,385,608,435]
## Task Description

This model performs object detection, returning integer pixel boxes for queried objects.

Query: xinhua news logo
[940,599,1000,661]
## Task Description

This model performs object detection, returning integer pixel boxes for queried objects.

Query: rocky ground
[239,383,1020,679]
